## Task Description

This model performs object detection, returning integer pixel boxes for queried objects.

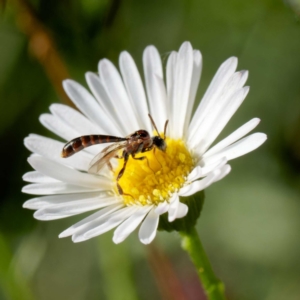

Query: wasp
[61,114,169,196]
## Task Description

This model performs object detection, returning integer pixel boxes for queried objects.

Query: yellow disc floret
[113,137,194,206]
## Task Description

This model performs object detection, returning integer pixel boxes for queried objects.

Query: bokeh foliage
[1,0,300,299]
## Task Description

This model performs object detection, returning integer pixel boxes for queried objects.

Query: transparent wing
[88,142,127,174]
[89,143,122,167]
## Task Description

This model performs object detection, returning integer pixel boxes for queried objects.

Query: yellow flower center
[113,137,194,206]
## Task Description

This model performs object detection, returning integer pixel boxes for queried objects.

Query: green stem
[180,227,226,300]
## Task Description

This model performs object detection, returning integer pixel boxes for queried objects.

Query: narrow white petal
[23,191,109,209]
[143,45,167,131]
[138,207,159,244]
[176,202,188,219]
[201,133,267,166]
[59,203,123,238]
[203,118,261,158]
[23,171,59,183]
[168,194,179,222]
[189,78,249,150]
[166,51,177,104]
[188,57,238,140]
[179,171,220,197]
[49,104,101,135]
[169,42,194,138]
[22,182,103,195]
[24,134,92,171]
[154,201,169,215]
[213,164,231,182]
[192,86,250,153]
[221,70,248,98]
[63,80,109,131]
[113,206,152,244]
[27,156,112,189]
[183,50,202,135]
[85,72,125,135]
[119,51,151,131]
[39,113,78,141]
[201,157,228,177]
[189,81,250,151]
[34,197,120,220]
[187,166,202,182]
[188,158,228,182]
[74,206,138,242]
[98,59,139,133]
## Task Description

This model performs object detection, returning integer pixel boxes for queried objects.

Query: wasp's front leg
[116,153,134,199]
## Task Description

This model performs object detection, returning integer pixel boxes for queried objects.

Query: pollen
[113,138,194,206]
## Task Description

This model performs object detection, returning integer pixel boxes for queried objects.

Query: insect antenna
[148,114,161,137]
[163,120,169,140]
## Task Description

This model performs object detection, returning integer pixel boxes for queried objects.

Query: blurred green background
[1,0,300,299]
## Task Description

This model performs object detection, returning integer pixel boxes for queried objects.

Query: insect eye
[139,131,148,138]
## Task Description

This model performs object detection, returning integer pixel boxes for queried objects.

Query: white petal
[49,104,101,135]
[73,206,138,242]
[187,166,202,182]
[188,71,248,148]
[166,51,177,104]
[189,57,238,140]
[23,191,109,209]
[34,196,120,220]
[203,118,261,158]
[154,201,169,215]
[168,194,179,222]
[63,80,109,132]
[201,133,267,166]
[23,171,59,183]
[143,45,167,131]
[39,113,78,141]
[201,158,228,176]
[138,207,159,244]
[59,203,123,238]
[192,86,250,153]
[176,202,188,219]
[188,158,228,182]
[98,59,139,133]
[22,182,103,195]
[113,206,152,244]
[179,171,220,197]
[183,50,202,135]
[85,72,125,135]
[213,164,231,182]
[169,42,194,138]
[27,156,112,189]
[24,134,92,171]
[119,51,151,131]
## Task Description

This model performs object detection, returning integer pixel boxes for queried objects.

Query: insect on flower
[61,114,169,196]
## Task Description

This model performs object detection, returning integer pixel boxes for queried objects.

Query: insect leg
[107,162,113,171]
[116,153,134,200]
[107,154,123,171]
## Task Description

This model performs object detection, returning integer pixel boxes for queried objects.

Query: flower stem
[180,227,226,300]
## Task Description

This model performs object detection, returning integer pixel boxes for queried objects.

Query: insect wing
[89,142,125,167]
[88,142,126,174]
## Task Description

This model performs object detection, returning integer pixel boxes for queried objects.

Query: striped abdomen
[61,135,126,158]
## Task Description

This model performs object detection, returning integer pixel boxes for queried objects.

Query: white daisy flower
[22,42,267,244]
